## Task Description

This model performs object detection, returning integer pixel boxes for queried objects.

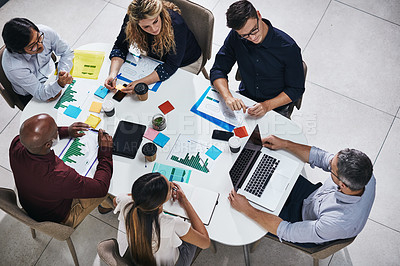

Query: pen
[90,128,108,135]
[108,73,122,87]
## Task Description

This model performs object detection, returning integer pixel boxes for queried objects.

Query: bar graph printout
[58,130,99,177]
[167,135,215,173]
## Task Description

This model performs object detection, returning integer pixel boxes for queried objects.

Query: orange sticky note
[233,126,248,138]
[85,114,101,129]
[89,101,102,113]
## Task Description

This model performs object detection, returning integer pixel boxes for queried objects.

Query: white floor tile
[346,219,400,265]
[0,97,19,134]
[303,1,400,115]
[0,112,21,171]
[339,0,400,25]
[369,118,400,231]
[0,0,108,47]
[35,215,118,266]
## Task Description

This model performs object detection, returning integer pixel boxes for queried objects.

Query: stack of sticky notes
[234,126,248,138]
[89,101,102,113]
[158,101,174,115]
[94,86,109,99]
[205,145,222,160]
[85,114,101,129]
[64,105,82,119]
[143,127,170,148]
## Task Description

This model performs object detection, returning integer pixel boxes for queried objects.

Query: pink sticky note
[143,128,159,141]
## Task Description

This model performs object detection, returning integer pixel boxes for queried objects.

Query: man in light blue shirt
[229,135,375,244]
[2,18,74,102]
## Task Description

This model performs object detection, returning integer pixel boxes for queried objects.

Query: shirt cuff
[109,48,126,60]
[308,146,318,169]
[155,64,171,81]
[276,220,290,242]
[58,127,70,139]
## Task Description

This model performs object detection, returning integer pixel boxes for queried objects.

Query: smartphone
[212,129,234,141]
[113,90,127,102]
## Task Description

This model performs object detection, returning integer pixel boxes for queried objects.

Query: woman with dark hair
[104,0,201,94]
[1,18,74,103]
[114,172,210,266]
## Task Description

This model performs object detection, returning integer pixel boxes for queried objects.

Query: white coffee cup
[228,136,241,153]
[102,100,115,117]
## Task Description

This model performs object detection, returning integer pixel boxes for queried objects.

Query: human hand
[68,122,90,138]
[47,90,62,102]
[224,95,246,113]
[104,74,117,91]
[228,189,252,214]
[121,81,138,95]
[262,135,287,150]
[57,71,73,87]
[247,102,271,117]
[98,129,113,149]
[171,183,189,206]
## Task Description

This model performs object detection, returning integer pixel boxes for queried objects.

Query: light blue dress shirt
[2,25,73,101]
[277,146,376,244]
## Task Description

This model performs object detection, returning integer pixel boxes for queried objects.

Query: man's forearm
[212,78,232,100]
[244,206,283,235]
[283,140,311,163]
[263,92,292,110]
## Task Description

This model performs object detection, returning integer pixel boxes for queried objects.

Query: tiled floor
[1,0,399,265]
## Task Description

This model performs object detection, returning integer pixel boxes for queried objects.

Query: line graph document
[58,130,99,177]
[197,87,244,127]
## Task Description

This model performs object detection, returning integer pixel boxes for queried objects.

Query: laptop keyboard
[229,148,256,186]
[244,154,280,197]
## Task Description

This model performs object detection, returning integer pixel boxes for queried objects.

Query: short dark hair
[336,148,373,191]
[226,0,257,30]
[2,18,39,54]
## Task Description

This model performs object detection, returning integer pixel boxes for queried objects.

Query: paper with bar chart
[58,130,98,177]
[197,87,244,127]
[167,135,215,173]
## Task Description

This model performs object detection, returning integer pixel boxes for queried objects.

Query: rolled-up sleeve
[210,31,237,84]
[308,146,333,172]
[48,27,73,73]
[282,44,305,102]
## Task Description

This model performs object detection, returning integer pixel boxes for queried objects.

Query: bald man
[9,114,113,228]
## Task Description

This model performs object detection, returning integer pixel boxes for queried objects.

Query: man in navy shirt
[210,0,305,118]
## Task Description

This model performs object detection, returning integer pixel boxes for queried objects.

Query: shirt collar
[334,188,362,204]
[260,19,274,48]
[22,52,33,61]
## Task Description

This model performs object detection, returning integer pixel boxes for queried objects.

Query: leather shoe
[98,205,113,214]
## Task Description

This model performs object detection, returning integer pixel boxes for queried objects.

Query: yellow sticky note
[85,114,101,129]
[89,101,102,113]
[115,84,124,91]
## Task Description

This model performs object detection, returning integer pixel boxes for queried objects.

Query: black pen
[90,128,108,135]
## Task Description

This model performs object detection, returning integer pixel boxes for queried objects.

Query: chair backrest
[0,45,27,110]
[169,0,214,74]
[98,238,134,266]
[0,187,75,241]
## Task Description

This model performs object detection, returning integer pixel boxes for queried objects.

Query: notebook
[163,182,219,226]
[229,125,302,212]
[112,121,146,159]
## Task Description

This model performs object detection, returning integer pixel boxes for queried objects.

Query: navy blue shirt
[110,10,201,82]
[210,19,304,103]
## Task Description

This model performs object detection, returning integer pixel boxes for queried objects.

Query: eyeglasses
[239,17,260,39]
[27,31,44,52]
[329,158,348,187]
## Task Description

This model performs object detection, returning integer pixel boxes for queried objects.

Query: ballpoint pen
[90,128,108,135]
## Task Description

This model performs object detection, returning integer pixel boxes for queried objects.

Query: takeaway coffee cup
[134,82,149,101]
[102,100,115,117]
[142,142,157,162]
[228,136,241,153]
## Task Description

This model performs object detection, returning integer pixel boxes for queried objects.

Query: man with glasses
[229,135,376,245]
[210,0,305,118]
[2,18,73,103]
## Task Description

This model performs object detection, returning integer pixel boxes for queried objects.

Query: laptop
[229,125,302,212]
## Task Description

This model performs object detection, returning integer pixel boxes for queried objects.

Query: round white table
[21,43,308,248]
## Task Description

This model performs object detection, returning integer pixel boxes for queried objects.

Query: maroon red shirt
[9,127,113,223]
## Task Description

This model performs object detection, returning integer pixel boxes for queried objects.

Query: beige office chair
[98,238,202,266]
[169,0,214,79]
[0,187,80,266]
[235,61,308,119]
[250,234,356,266]
[0,45,27,110]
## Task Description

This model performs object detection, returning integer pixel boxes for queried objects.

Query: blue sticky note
[153,133,170,148]
[205,145,222,160]
[64,105,82,119]
[94,86,109,99]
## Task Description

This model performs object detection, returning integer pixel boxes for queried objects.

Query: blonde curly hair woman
[104,0,201,94]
